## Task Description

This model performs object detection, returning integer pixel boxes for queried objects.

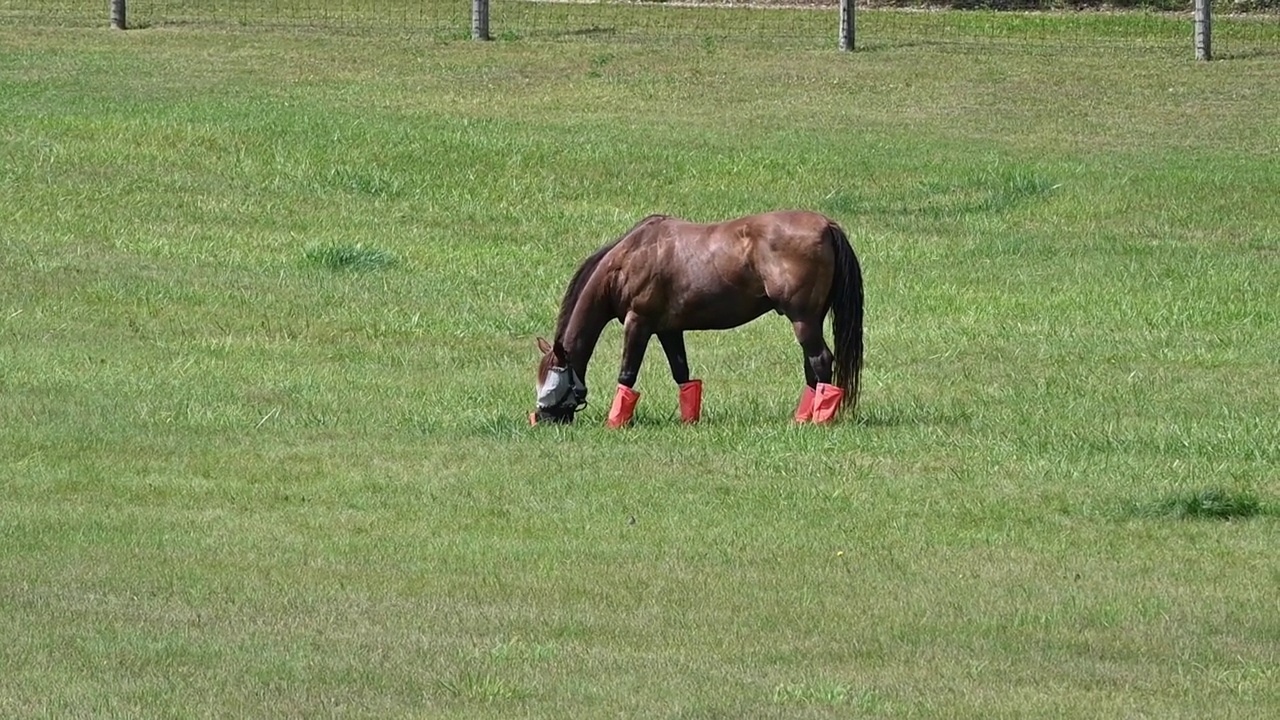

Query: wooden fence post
[839,0,855,51]
[1194,0,1211,61]
[111,0,126,30]
[472,0,490,41]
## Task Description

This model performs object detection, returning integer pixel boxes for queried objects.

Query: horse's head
[533,337,587,424]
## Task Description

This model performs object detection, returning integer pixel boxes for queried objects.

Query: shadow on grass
[455,397,967,440]
[1121,488,1275,521]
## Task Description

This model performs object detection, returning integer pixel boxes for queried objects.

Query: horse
[531,210,864,428]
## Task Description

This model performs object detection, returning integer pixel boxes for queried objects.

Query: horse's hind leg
[657,331,690,384]
[791,318,833,386]
[659,331,701,423]
[791,317,840,423]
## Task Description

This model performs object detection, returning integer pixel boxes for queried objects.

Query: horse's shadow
[455,398,969,437]
[496,400,969,433]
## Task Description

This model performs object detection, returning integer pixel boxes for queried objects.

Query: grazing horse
[532,210,864,427]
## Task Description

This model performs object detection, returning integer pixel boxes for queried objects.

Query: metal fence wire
[1,1,1277,57]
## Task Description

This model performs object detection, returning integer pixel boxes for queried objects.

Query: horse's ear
[553,339,569,360]
[536,337,552,355]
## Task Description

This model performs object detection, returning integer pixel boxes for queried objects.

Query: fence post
[472,0,490,41]
[839,0,855,51]
[111,0,126,29]
[1194,0,1211,61]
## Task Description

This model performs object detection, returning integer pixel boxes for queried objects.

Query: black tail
[827,222,865,417]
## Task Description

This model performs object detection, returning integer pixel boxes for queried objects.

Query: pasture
[2,11,1278,718]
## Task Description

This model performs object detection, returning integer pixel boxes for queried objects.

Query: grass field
[2,10,1278,718]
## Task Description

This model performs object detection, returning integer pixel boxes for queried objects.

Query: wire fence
[2,1,1277,57]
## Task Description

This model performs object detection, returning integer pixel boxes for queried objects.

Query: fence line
[2,1,1277,58]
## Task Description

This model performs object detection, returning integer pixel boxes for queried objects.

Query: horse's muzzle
[530,406,576,425]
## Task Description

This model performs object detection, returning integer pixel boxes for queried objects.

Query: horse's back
[606,210,838,330]
[668,209,831,241]
[654,210,834,260]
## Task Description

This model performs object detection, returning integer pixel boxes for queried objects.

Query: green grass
[2,11,1278,718]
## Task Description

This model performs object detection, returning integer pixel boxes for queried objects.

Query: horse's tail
[826,221,865,417]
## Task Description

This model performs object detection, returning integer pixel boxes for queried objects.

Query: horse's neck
[560,281,612,379]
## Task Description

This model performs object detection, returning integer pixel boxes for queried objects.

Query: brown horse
[532,210,864,427]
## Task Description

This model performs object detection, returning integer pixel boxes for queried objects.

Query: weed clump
[1133,488,1268,521]
[303,244,396,272]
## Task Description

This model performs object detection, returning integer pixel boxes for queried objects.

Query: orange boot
[794,385,816,423]
[810,383,845,424]
[678,380,703,424]
[606,384,641,428]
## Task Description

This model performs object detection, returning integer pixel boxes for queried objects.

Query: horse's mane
[554,214,666,341]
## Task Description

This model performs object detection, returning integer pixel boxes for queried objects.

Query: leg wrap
[606,384,641,429]
[678,379,703,424]
[794,385,816,423]
[810,382,845,424]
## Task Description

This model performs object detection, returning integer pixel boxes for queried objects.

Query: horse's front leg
[658,331,701,424]
[607,313,651,428]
